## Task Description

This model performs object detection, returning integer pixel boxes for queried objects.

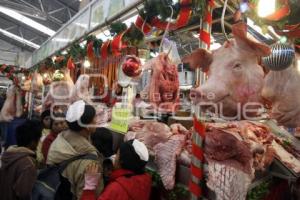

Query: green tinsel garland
[110,22,128,36]
[146,168,190,200]
[140,0,206,24]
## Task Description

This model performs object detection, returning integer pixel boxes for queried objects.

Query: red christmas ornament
[122,56,142,77]
[87,41,95,62]
[67,57,75,70]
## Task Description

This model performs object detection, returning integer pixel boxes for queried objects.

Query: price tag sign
[110,107,131,133]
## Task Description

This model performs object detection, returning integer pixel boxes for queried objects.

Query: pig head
[183,22,270,118]
[262,53,300,128]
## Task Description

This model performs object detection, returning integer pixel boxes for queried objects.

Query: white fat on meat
[153,134,186,190]
[170,123,188,135]
[125,121,173,150]
[207,160,252,200]
[271,140,300,173]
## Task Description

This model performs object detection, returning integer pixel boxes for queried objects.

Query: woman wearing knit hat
[81,139,152,200]
[47,100,103,199]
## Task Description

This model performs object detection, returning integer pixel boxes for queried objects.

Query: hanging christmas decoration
[150,0,192,30]
[53,70,65,81]
[138,0,206,31]
[101,40,111,60]
[262,43,295,71]
[67,57,75,70]
[0,64,28,87]
[122,55,142,77]
[87,41,95,62]
[110,22,128,36]
[135,15,152,34]
[247,0,300,39]
[93,38,103,58]
[111,31,127,56]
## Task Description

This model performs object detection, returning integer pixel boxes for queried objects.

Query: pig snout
[189,87,225,104]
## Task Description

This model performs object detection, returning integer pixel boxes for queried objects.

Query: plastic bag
[161,38,181,65]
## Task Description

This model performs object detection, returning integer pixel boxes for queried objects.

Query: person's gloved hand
[84,163,101,190]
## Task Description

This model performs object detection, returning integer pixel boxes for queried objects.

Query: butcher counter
[107,117,300,200]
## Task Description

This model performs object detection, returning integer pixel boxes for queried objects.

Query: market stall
[1,0,300,199]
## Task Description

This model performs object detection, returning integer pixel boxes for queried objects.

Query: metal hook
[159,5,174,53]
[141,16,148,34]
[221,0,229,41]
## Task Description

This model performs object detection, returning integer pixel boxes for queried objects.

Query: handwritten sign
[110,107,131,133]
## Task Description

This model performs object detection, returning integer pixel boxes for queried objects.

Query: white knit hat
[132,139,149,162]
[66,100,85,122]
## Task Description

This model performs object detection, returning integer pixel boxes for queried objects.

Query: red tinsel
[67,57,75,70]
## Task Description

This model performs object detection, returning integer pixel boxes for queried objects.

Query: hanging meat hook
[221,0,230,41]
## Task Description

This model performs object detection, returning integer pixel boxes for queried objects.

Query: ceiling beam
[67,8,72,19]
[5,25,17,31]
[0,0,47,20]
[47,15,63,25]
[0,34,35,52]
[17,0,40,11]
[38,0,45,13]
[48,7,66,15]
[53,0,77,14]
[29,36,39,42]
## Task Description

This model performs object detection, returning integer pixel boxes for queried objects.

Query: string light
[258,0,276,18]
[83,59,91,68]
[279,36,287,44]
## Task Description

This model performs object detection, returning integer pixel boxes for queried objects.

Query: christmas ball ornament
[122,55,142,77]
[262,43,295,71]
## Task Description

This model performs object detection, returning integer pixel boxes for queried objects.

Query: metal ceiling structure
[0,0,81,52]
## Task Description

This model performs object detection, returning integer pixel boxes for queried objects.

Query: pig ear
[232,22,271,57]
[182,48,212,72]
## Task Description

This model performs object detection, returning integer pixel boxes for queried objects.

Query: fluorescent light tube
[0,6,56,36]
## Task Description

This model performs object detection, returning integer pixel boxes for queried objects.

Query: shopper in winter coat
[36,110,51,164]
[0,119,43,200]
[80,139,152,200]
[46,100,103,199]
[41,112,66,162]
